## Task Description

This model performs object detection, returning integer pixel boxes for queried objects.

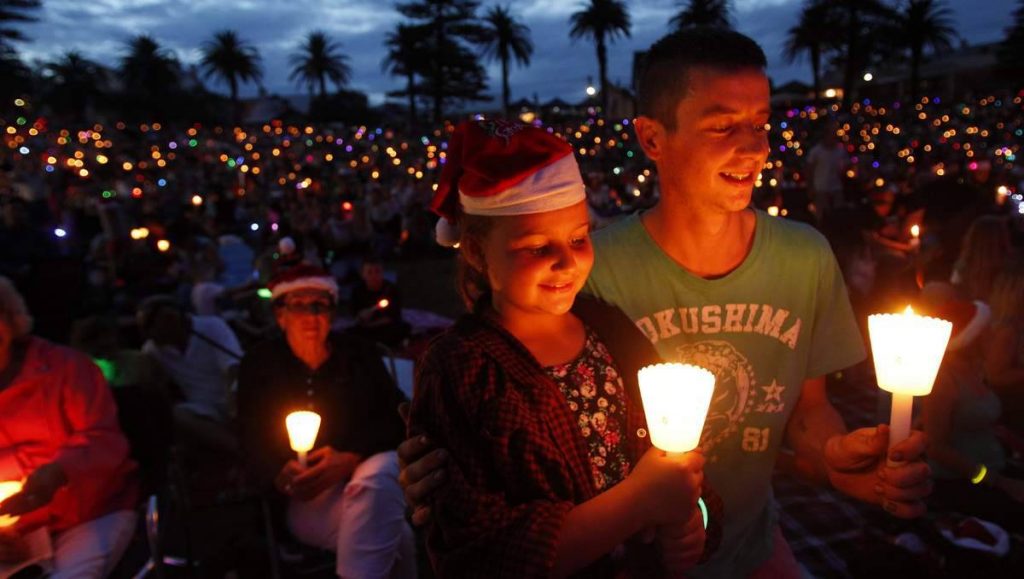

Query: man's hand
[825,425,931,518]
[658,507,706,578]
[276,448,361,501]
[0,463,67,518]
[0,529,29,564]
[397,402,448,526]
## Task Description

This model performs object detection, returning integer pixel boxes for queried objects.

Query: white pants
[49,509,138,579]
[287,451,416,579]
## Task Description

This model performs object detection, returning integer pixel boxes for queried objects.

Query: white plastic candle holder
[637,363,716,454]
[286,411,322,468]
[868,306,952,459]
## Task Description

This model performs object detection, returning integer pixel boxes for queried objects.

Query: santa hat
[430,120,585,246]
[268,264,339,302]
[919,282,991,351]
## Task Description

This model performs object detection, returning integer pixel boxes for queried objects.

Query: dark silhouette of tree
[569,0,631,115]
[290,31,351,101]
[383,24,427,127]
[200,29,263,125]
[671,0,731,30]
[396,0,490,123]
[0,0,40,49]
[822,0,899,107]
[44,51,106,120]
[999,0,1024,73]
[479,5,532,116]
[120,35,182,118]
[784,1,834,103]
[899,0,957,102]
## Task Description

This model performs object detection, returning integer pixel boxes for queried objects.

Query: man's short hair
[638,27,767,131]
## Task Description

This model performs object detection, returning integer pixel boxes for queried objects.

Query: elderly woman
[236,265,415,579]
[0,276,138,578]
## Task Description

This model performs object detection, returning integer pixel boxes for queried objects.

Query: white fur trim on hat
[459,154,585,217]
[948,301,991,351]
[271,276,339,301]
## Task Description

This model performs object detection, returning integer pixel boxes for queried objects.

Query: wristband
[971,464,988,485]
[697,496,708,530]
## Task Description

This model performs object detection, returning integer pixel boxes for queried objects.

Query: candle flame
[910,224,920,238]
[378,298,390,309]
[0,480,24,527]
[903,305,914,315]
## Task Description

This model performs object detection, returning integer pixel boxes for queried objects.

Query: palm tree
[671,0,731,30]
[900,0,957,102]
[999,0,1024,71]
[0,0,40,50]
[289,31,350,102]
[479,5,533,116]
[784,1,833,103]
[569,0,631,115]
[822,0,898,107]
[383,24,426,127]
[45,51,106,119]
[120,35,181,114]
[200,29,263,124]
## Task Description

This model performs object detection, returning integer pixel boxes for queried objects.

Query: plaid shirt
[410,296,722,578]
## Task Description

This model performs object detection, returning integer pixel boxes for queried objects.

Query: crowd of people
[0,23,1022,579]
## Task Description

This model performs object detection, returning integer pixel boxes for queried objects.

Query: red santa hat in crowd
[429,119,586,246]
[268,264,339,302]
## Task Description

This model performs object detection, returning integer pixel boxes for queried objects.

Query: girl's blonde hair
[953,215,1012,301]
[989,259,1024,325]
[454,214,496,310]
[0,276,33,337]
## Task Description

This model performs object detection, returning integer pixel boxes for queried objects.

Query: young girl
[985,260,1024,433]
[409,121,719,578]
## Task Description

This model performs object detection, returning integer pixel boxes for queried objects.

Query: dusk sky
[21,0,1018,105]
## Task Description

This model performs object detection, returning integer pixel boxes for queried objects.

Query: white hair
[0,276,33,337]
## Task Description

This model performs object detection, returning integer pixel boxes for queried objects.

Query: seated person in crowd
[236,265,414,579]
[137,296,242,453]
[919,282,1024,532]
[349,256,410,349]
[985,260,1024,433]
[0,276,138,578]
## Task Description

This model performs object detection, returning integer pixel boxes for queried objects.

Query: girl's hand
[658,507,706,578]
[626,447,703,526]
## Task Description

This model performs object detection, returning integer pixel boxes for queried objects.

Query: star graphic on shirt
[762,380,785,403]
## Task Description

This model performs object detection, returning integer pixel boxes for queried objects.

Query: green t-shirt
[585,210,866,578]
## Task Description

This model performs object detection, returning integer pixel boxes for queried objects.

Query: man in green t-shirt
[399,28,931,578]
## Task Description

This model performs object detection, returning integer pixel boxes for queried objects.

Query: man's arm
[784,376,931,518]
[783,376,845,485]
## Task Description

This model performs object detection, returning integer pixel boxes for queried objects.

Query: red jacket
[0,337,138,533]
[410,296,722,578]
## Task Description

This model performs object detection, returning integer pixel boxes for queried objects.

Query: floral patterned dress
[545,327,632,491]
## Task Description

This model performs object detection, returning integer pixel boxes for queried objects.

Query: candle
[868,306,952,458]
[377,298,390,309]
[910,224,920,239]
[767,205,780,217]
[286,411,322,468]
[0,480,24,528]
[637,363,716,454]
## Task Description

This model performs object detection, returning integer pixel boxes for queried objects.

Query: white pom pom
[278,236,296,255]
[434,218,460,247]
